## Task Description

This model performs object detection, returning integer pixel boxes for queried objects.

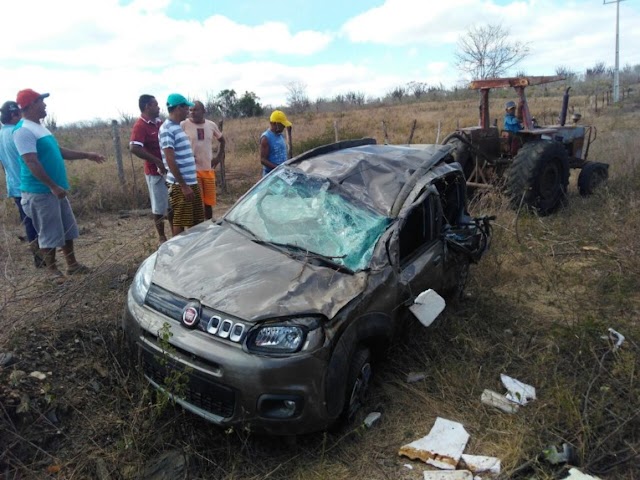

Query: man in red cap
[13,89,105,283]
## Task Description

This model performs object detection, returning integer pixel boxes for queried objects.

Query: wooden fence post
[218,118,227,193]
[381,120,389,145]
[333,120,339,142]
[111,120,125,186]
[407,119,417,145]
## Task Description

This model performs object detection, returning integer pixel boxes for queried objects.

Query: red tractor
[442,75,609,214]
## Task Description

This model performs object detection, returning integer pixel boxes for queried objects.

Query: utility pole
[603,0,627,103]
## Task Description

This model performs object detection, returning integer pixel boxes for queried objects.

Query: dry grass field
[1,89,639,479]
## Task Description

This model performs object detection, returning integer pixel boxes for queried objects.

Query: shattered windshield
[225,168,390,271]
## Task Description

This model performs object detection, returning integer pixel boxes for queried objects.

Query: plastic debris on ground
[601,328,625,351]
[542,443,575,465]
[480,389,519,413]
[563,468,602,479]
[364,412,381,428]
[500,374,536,405]
[406,372,427,383]
[480,374,536,413]
[398,417,470,470]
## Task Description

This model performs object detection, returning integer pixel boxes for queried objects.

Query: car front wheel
[344,347,372,424]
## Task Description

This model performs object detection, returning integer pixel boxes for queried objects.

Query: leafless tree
[286,81,310,113]
[455,24,530,80]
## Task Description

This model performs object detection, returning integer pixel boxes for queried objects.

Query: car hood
[152,222,368,321]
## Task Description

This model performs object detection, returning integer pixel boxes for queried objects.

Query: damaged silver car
[123,138,493,435]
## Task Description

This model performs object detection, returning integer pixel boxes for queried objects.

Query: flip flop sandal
[48,269,67,285]
[67,264,91,275]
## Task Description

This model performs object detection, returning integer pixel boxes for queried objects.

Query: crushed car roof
[288,141,454,216]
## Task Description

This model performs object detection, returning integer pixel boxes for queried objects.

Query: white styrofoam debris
[564,467,602,479]
[460,454,501,474]
[364,412,381,428]
[481,389,519,413]
[409,289,446,327]
[500,374,536,405]
[399,417,470,470]
[423,470,473,480]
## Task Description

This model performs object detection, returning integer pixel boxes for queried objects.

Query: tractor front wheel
[578,161,609,196]
[443,135,474,180]
[506,141,569,215]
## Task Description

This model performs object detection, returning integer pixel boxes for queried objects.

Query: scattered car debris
[422,470,473,479]
[399,417,470,470]
[602,328,625,351]
[406,372,428,383]
[480,389,519,414]
[460,454,501,474]
[364,411,381,428]
[409,289,446,327]
[481,374,536,413]
[29,371,47,381]
[563,468,602,480]
[542,443,576,465]
[501,374,536,405]
[403,464,414,470]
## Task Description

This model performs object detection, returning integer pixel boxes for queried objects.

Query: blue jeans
[13,196,38,243]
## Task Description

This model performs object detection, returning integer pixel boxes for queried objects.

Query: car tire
[343,347,372,424]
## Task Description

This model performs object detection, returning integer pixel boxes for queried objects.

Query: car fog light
[258,395,303,419]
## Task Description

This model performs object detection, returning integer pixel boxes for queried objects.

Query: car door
[394,189,445,300]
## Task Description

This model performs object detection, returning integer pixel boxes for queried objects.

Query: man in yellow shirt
[181,101,226,220]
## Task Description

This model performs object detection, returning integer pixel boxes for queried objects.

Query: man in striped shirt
[159,93,204,236]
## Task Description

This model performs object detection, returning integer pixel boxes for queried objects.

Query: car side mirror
[409,289,446,327]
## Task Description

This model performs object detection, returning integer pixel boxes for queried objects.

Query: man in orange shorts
[181,101,226,220]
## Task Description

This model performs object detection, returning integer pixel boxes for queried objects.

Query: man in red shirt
[129,94,169,246]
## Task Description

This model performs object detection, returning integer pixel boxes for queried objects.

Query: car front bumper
[123,292,334,435]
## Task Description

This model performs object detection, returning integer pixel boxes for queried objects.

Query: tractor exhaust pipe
[559,87,571,126]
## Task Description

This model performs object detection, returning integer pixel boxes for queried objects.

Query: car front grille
[140,345,236,419]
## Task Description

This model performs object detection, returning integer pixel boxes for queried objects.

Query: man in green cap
[159,93,204,235]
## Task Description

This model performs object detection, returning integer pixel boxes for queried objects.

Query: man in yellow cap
[259,110,291,176]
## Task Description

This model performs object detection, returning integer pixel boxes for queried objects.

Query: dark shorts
[168,183,204,228]
[21,193,79,249]
[13,197,38,243]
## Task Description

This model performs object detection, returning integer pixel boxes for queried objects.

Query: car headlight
[246,317,324,355]
[130,253,157,305]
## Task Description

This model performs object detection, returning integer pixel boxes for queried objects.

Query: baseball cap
[166,93,194,108]
[16,89,50,109]
[0,101,20,115]
[505,101,517,110]
[269,110,292,127]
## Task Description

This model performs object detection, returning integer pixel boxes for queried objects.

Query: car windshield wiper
[224,218,258,239]
[254,240,354,274]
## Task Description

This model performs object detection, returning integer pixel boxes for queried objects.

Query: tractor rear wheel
[506,141,569,215]
[578,161,609,196]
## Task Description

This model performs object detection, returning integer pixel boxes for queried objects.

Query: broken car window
[225,168,391,271]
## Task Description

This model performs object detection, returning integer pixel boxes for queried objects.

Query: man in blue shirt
[0,100,43,267]
[503,101,522,133]
[259,110,292,176]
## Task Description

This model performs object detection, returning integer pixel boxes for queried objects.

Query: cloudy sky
[2,0,639,125]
